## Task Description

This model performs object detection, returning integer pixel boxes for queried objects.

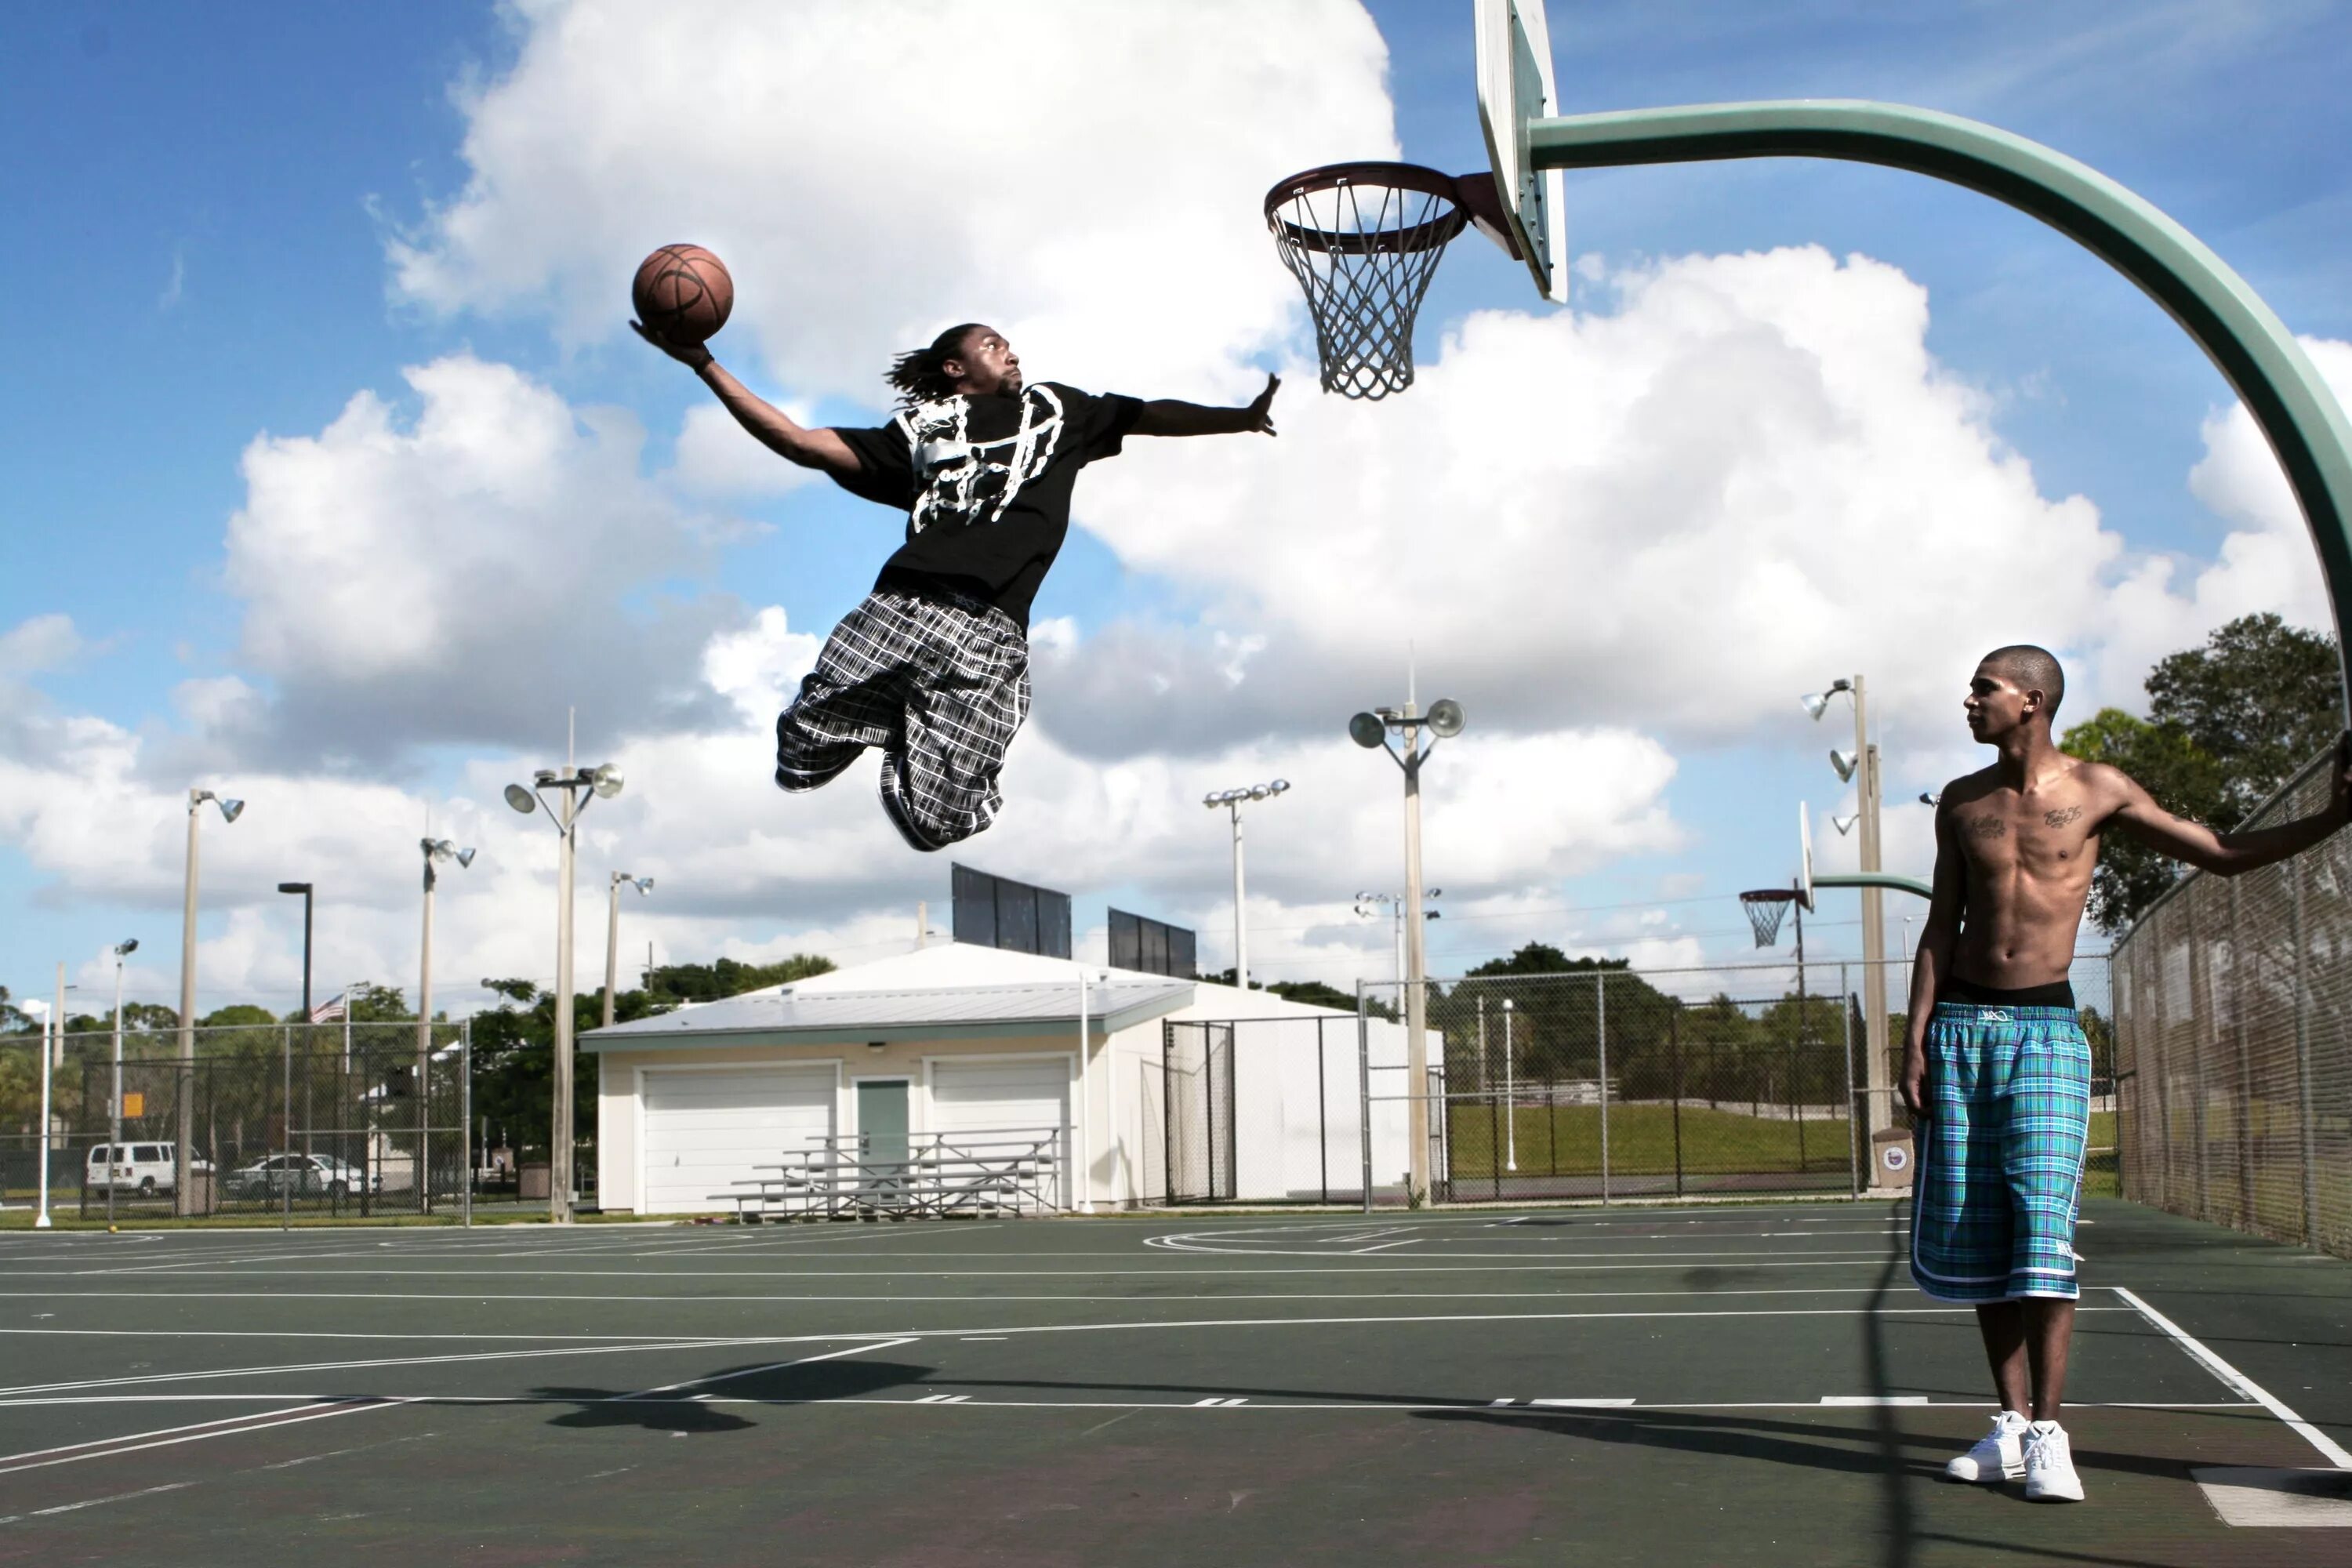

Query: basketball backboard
[1475,0,1568,303]
[1798,803,1817,912]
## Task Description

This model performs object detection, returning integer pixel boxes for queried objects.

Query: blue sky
[5,1,2350,1014]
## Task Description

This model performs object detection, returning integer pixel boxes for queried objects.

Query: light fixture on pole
[1831,814,1860,837]
[1805,674,1890,1142]
[1918,790,1941,807]
[506,758,625,1222]
[417,837,475,1214]
[108,938,137,1228]
[604,872,655,1029]
[176,789,242,1214]
[1203,779,1289,992]
[1348,693,1465,1202]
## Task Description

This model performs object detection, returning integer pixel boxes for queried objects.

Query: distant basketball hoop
[1739,887,1802,949]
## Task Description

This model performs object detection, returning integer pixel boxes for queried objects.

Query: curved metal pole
[1813,871,1933,902]
[1529,100,2352,713]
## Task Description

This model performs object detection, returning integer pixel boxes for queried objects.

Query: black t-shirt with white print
[832,383,1143,627]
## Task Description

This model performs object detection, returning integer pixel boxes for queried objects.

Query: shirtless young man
[1904,644,2350,1502]
[638,319,1277,850]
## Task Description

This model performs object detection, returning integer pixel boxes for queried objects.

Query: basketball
[631,243,733,344]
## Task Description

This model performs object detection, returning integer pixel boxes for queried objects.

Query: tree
[2145,612,2341,820]
[2060,614,2342,931]
[2059,707,2227,931]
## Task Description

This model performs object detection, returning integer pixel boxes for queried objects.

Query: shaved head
[1982,644,2065,720]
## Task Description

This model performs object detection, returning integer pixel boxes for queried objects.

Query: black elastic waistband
[1940,975,2075,1009]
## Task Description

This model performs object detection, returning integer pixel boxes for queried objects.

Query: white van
[85,1142,210,1196]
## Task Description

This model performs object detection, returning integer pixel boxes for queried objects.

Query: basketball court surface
[2,1198,2346,1565]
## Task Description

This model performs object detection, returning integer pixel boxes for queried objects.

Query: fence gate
[1163,1020,1236,1203]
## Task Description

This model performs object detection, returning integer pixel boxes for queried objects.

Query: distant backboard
[950,863,1073,959]
[1475,0,1568,303]
[1108,908,1199,980]
[1798,804,1817,912]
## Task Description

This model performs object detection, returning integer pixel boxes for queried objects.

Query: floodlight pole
[38,963,67,1229]
[1351,699,1462,1203]
[1525,100,2352,713]
[175,788,241,1216]
[603,873,652,1029]
[506,754,624,1224]
[1205,782,1289,992]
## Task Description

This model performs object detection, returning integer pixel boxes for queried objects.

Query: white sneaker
[2024,1420,2085,1502]
[1944,1410,2029,1483]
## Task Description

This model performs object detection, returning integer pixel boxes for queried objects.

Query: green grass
[1446,1103,1853,1178]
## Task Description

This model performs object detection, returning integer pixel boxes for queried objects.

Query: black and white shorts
[773,586,1029,852]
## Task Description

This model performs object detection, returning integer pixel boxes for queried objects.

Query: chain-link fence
[1,1022,485,1222]
[1153,954,2112,1209]
[2114,745,2352,1257]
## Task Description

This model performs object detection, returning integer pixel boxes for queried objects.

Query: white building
[582,942,1413,1214]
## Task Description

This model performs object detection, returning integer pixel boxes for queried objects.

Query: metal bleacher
[712,1128,1064,1221]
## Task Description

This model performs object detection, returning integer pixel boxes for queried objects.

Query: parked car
[85,1142,213,1196]
[223,1152,381,1200]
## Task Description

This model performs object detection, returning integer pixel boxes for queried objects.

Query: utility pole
[1850,676,1890,1141]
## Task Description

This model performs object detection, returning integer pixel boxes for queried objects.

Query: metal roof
[579,978,1195,1053]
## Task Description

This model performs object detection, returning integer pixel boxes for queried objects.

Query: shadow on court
[533,1358,931,1434]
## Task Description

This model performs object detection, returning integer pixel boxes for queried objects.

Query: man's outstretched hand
[631,319,713,372]
[1246,372,1280,436]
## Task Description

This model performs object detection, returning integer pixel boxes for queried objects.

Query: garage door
[641,1066,834,1214]
[929,1057,1071,1156]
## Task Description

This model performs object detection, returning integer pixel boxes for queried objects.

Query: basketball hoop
[1740,888,1801,949]
[1265,163,1512,400]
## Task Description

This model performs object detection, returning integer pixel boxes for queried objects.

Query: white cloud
[666,402,818,499]
[0,614,84,677]
[389,0,1395,404]
[222,354,738,761]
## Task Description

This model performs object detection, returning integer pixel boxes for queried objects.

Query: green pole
[1527,100,2352,709]
[1813,872,1933,902]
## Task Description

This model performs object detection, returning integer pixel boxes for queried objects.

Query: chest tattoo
[1962,815,2007,840]
[2043,804,2083,829]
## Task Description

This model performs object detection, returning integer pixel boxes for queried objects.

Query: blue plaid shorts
[1909,1000,2091,1303]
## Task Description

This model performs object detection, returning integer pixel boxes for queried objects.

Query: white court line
[0,1333,891,1400]
[3,1258,1919,1279]
[1821,1396,1928,1406]
[0,1400,388,1478]
[2112,1286,2352,1469]
[626,1338,918,1400]
[0,1284,1973,1308]
[1356,1240,1425,1254]
[0,1393,2266,1415]
[7,1479,196,1521]
[0,1305,2136,1403]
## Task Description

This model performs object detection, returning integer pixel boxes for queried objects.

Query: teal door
[857,1080,910,1167]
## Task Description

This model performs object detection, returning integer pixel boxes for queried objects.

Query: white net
[1266,163,1468,400]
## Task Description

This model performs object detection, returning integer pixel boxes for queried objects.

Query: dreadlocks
[885,323,989,405]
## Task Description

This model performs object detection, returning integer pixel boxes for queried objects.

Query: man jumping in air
[638,319,1277,849]
[1905,644,2350,1503]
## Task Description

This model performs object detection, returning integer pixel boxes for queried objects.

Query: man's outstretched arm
[1900,801,1968,1118]
[2107,737,2352,877]
[633,323,862,478]
[1131,373,1280,437]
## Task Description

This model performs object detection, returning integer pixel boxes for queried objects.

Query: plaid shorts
[773,586,1029,852]
[1909,1000,2092,1303]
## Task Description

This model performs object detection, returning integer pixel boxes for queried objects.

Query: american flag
[308,993,347,1025]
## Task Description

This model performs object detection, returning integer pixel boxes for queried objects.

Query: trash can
[518,1162,551,1200]
[1871,1127,1915,1192]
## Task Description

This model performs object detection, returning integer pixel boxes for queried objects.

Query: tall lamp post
[505,760,625,1223]
[31,971,71,1229]
[107,938,137,1227]
[419,838,475,1213]
[176,789,243,1214]
[1203,779,1288,992]
[1348,695,1465,1203]
[275,883,314,1024]
[1804,677,1889,1140]
[604,873,654,1028]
